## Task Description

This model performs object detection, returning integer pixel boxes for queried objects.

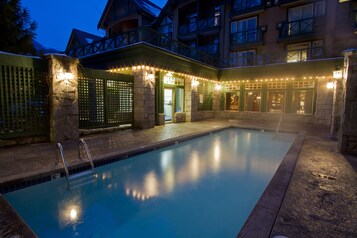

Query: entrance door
[164,88,173,121]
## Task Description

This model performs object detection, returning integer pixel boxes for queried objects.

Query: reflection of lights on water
[59,199,82,228]
[145,172,159,197]
[160,151,173,171]
[190,152,200,182]
[125,188,151,201]
[102,172,112,180]
[164,167,175,192]
[214,145,220,161]
[70,209,77,220]
[213,142,221,172]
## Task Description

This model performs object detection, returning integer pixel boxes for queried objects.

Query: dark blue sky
[22,0,167,51]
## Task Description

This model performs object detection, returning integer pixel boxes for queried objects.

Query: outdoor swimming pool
[4,128,296,238]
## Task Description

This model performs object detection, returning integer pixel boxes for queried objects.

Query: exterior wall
[339,53,357,155]
[133,69,156,129]
[216,111,315,124]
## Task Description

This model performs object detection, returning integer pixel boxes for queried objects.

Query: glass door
[164,88,173,121]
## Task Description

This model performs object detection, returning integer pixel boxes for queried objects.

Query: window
[230,50,256,66]
[214,6,221,26]
[288,4,314,35]
[233,0,262,12]
[175,88,184,113]
[287,2,325,36]
[187,13,197,32]
[159,17,173,37]
[267,91,285,112]
[244,91,261,111]
[292,90,314,114]
[315,1,325,17]
[287,41,323,62]
[226,92,240,110]
[231,17,258,44]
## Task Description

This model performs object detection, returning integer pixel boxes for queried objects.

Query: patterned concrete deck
[0,119,356,237]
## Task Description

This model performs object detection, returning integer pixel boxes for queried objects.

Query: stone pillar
[212,86,221,116]
[184,78,192,122]
[314,77,333,125]
[339,49,357,155]
[330,78,343,138]
[133,68,155,129]
[187,79,198,122]
[46,55,79,142]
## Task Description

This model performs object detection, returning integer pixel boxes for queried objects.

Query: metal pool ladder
[56,139,97,190]
[272,114,291,141]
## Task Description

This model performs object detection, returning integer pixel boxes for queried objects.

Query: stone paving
[0,119,356,237]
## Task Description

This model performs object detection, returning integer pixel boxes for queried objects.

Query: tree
[0,0,37,55]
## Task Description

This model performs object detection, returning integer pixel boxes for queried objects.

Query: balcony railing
[227,47,324,67]
[179,16,220,35]
[197,44,219,56]
[230,28,263,47]
[65,26,228,68]
[232,0,263,13]
[279,17,315,38]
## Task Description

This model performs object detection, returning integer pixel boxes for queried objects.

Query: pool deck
[0,119,356,237]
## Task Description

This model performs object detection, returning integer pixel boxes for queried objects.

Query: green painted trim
[80,43,220,80]
[0,53,47,71]
[79,68,133,81]
[220,58,344,81]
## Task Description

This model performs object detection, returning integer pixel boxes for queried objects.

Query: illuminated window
[267,91,285,112]
[226,92,240,111]
[267,82,287,89]
[244,91,261,111]
[287,41,323,62]
[292,90,314,114]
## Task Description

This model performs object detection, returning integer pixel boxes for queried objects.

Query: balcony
[230,27,264,48]
[65,26,228,68]
[231,0,264,16]
[278,17,325,40]
[197,44,219,56]
[179,16,220,37]
[228,47,324,67]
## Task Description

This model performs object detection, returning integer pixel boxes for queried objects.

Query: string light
[108,65,215,82]
[108,66,331,85]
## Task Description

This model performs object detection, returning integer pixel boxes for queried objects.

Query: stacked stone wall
[340,54,357,155]
[47,55,79,142]
[314,78,333,125]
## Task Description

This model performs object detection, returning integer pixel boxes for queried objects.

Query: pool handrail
[78,139,95,171]
[56,143,69,183]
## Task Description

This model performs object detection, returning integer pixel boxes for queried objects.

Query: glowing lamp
[326,82,334,89]
[191,79,199,88]
[333,70,342,79]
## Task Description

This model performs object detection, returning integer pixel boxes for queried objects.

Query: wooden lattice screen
[78,68,134,129]
[0,64,49,139]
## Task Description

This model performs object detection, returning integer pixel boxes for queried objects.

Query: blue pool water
[5,129,295,238]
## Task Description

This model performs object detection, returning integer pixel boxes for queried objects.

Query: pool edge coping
[237,130,306,238]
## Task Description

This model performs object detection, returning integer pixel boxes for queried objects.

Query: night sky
[22,0,167,51]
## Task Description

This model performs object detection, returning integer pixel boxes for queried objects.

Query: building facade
[65,0,357,130]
